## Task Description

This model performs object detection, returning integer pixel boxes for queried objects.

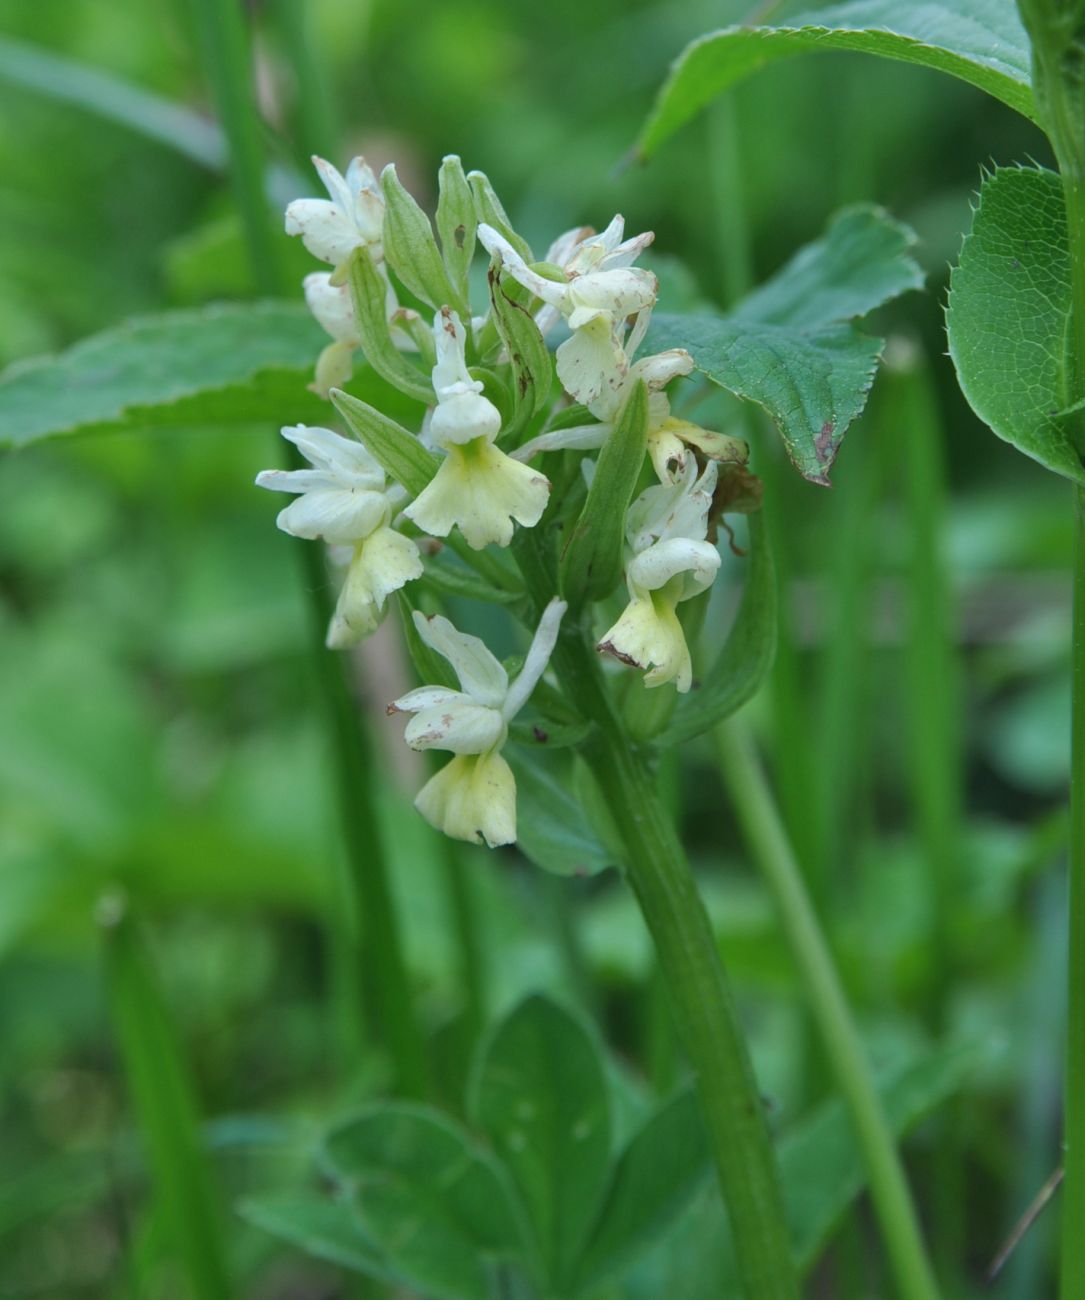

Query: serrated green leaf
[0,302,327,449]
[239,1192,396,1281]
[345,244,435,405]
[947,166,1085,486]
[324,1104,527,1300]
[471,995,612,1290]
[561,380,649,604]
[507,746,618,878]
[661,512,775,747]
[637,0,1035,159]
[648,314,881,484]
[735,205,924,330]
[572,1087,709,1293]
[646,206,921,483]
[331,388,440,496]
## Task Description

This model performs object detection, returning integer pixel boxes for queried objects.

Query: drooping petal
[280,425,384,486]
[477,225,568,309]
[284,197,358,266]
[632,348,695,390]
[403,700,506,755]
[627,459,717,551]
[597,585,694,692]
[414,750,517,848]
[648,417,748,484]
[405,437,550,550]
[512,422,610,462]
[304,272,359,343]
[411,610,509,705]
[325,526,423,648]
[313,340,356,398]
[565,267,658,320]
[391,686,464,714]
[602,229,655,270]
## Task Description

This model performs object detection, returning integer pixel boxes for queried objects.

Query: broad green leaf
[734,205,924,331]
[661,511,776,746]
[471,995,613,1290]
[0,303,327,449]
[239,1192,396,1281]
[637,0,1035,159]
[561,380,649,603]
[507,747,620,878]
[572,1088,709,1292]
[646,206,921,483]
[947,166,1085,486]
[324,1104,526,1300]
[332,388,440,496]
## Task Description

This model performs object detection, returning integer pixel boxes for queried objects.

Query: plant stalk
[537,608,798,1300]
[715,718,940,1300]
[1066,482,1085,1298]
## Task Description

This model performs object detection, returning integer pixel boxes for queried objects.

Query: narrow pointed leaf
[560,380,649,605]
[488,258,554,423]
[382,164,467,316]
[947,165,1085,486]
[468,171,533,261]
[331,388,439,496]
[637,0,1035,159]
[660,511,775,746]
[437,155,478,307]
[345,244,435,405]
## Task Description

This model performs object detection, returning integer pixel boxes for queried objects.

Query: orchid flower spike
[598,459,721,692]
[391,599,567,847]
[405,308,550,549]
[256,425,422,647]
[285,156,385,268]
[478,221,658,410]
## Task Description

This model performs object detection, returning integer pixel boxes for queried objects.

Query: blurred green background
[0,0,1071,1296]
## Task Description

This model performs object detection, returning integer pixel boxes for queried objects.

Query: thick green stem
[538,614,797,1299]
[715,719,940,1300]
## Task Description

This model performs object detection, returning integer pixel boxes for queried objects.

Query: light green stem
[715,718,940,1300]
[1066,483,1085,1298]
[540,611,798,1300]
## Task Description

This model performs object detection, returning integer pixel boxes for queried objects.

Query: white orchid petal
[325,527,422,647]
[502,598,567,720]
[304,272,358,343]
[556,317,627,408]
[598,590,693,692]
[255,468,338,494]
[411,610,509,706]
[512,423,610,462]
[392,686,464,714]
[632,348,694,391]
[284,197,357,265]
[478,224,567,308]
[276,488,389,545]
[602,230,655,269]
[567,267,658,317]
[280,424,384,484]
[404,701,506,755]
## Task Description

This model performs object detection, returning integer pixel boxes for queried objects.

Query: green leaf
[239,1192,396,1281]
[437,155,478,308]
[381,164,467,317]
[487,258,554,424]
[331,388,440,496]
[572,1088,709,1292]
[324,1104,527,1300]
[947,165,1085,486]
[637,0,1035,159]
[560,380,649,604]
[0,302,327,449]
[468,170,533,261]
[471,995,613,1290]
[647,206,922,483]
[345,244,435,405]
[507,747,619,878]
[661,511,776,747]
[734,205,924,331]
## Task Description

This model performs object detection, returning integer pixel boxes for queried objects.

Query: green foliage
[437,155,479,310]
[0,303,326,449]
[487,257,553,424]
[345,243,436,404]
[646,206,923,483]
[382,163,468,317]
[560,380,650,603]
[507,747,619,878]
[239,1193,393,1278]
[471,995,613,1289]
[637,0,1035,160]
[331,387,440,494]
[947,166,1085,484]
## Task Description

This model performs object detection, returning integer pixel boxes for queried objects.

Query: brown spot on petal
[598,639,640,669]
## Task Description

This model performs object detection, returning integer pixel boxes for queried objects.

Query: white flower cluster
[257,155,751,847]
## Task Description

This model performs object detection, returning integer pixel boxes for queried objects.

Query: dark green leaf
[508,746,619,877]
[661,512,776,746]
[637,0,1035,159]
[947,165,1085,485]
[0,302,326,449]
[471,995,613,1289]
[331,388,440,496]
[324,1104,527,1300]
[239,1192,395,1280]
[573,1088,709,1292]
[560,380,649,603]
